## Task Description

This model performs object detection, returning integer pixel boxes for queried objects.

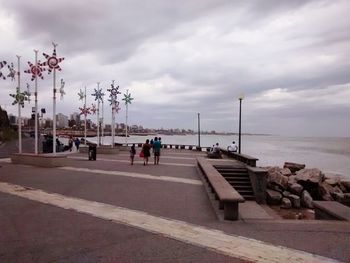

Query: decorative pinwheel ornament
[91,88,104,102]
[91,103,97,114]
[78,88,85,101]
[107,82,121,98]
[79,106,91,117]
[0,61,7,80]
[60,79,65,100]
[122,90,134,105]
[7,63,16,81]
[42,42,64,73]
[9,88,29,108]
[25,83,31,103]
[24,61,45,81]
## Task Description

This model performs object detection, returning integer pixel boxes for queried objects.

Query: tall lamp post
[238,94,244,154]
[197,113,201,150]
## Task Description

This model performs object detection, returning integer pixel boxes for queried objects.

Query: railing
[124,143,211,152]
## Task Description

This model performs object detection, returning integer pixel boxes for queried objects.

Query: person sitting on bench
[227,141,238,153]
[208,143,221,158]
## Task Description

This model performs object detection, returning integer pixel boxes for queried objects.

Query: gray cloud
[0,0,349,136]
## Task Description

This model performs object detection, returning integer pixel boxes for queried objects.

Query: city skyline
[0,1,349,137]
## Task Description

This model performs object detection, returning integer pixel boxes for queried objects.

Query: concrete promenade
[0,147,349,262]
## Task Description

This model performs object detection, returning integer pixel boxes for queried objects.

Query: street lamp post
[197,113,201,150]
[238,95,244,154]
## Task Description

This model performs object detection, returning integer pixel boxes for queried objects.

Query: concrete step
[242,195,256,201]
[223,176,250,181]
[226,181,251,186]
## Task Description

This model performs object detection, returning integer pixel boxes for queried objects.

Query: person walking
[68,137,73,152]
[142,139,151,165]
[130,144,136,165]
[74,137,81,151]
[153,137,161,165]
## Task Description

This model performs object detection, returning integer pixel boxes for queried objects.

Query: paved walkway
[0,149,349,262]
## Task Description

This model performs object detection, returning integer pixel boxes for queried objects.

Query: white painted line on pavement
[69,156,196,167]
[0,158,11,163]
[59,166,202,186]
[0,182,339,263]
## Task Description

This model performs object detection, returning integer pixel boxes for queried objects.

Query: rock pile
[265,162,350,209]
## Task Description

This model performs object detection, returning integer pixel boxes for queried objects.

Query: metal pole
[97,82,100,146]
[125,102,128,144]
[238,98,242,154]
[112,102,115,148]
[34,50,38,154]
[16,55,22,154]
[101,97,104,145]
[84,86,87,145]
[197,113,200,148]
[53,68,56,155]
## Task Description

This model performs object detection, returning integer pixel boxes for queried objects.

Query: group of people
[207,141,238,158]
[68,137,81,152]
[129,137,162,165]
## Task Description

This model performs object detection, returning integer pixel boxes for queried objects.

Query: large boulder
[287,194,301,208]
[283,162,305,173]
[334,193,350,207]
[281,198,292,209]
[288,175,297,185]
[301,190,313,208]
[280,168,292,177]
[340,180,350,192]
[288,183,303,195]
[296,168,324,185]
[268,169,289,190]
[319,182,335,201]
[266,189,282,205]
[325,177,340,186]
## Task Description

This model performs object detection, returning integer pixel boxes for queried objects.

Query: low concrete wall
[247,166,267,204]
[11,153,69,168]
[79,145,120,154]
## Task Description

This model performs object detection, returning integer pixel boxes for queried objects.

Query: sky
[0,0,349,137]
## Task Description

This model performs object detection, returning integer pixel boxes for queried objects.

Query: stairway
[214,165,255,201]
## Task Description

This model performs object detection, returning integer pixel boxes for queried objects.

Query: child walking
[130,144,136,165]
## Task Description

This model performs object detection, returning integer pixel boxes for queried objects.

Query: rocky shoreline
[265,162,350,211]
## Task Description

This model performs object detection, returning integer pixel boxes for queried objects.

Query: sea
[83,134,350,179]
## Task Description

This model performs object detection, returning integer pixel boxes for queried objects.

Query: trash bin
[88,145,97,160]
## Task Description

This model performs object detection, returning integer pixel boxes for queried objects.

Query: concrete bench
[11,153,69,168]
[313,201,350,221]
[197,157,244,220]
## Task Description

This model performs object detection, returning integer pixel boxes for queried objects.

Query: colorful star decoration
[0,61,7,80]
[9,88,29,108]
[91,88,104,102]
[122,90,134,105]
[24,61,45,81]
[78,89,85,101]
[60,79,65,100]
[7,63,16,81]
[42,42,64,73]
[107,81,121,97]
[91,103,97,114]
[79,106,91,117]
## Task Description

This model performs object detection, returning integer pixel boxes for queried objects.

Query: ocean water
[85,134,350,178]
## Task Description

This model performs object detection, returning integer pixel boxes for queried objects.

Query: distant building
[70,112,81,127]
[56,113,68,128]
[8,114,17,125]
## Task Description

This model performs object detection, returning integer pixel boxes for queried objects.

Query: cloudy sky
[0,0,349,137]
